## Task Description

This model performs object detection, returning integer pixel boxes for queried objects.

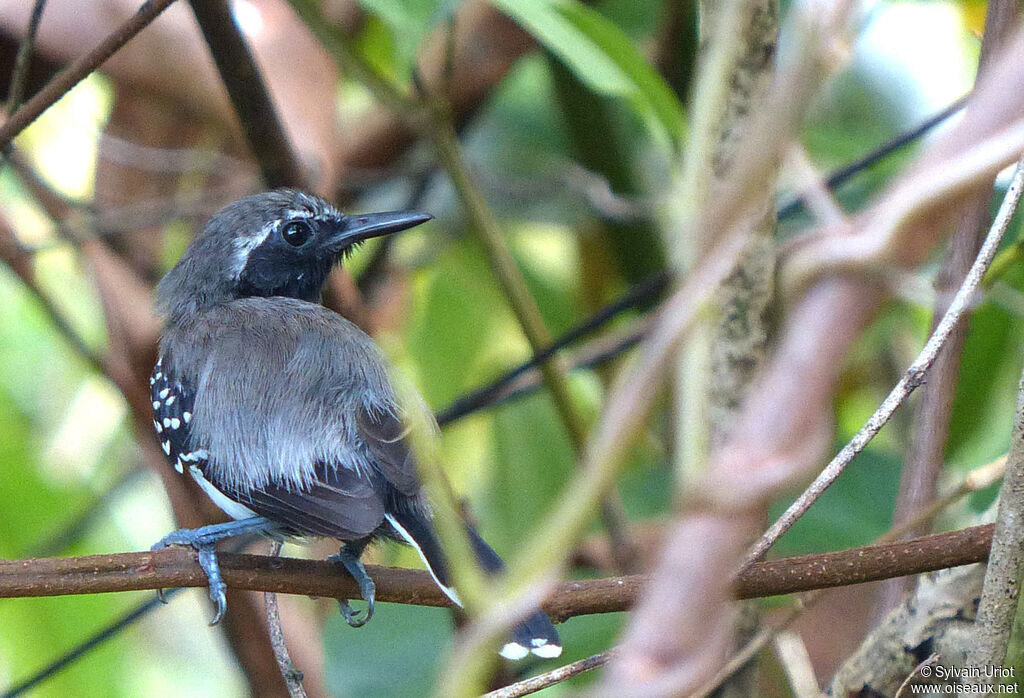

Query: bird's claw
[338,599,372,628]
[198,544,228,625]
[330,545,376,628]
[150,519,270,625]
[208,584,227,626]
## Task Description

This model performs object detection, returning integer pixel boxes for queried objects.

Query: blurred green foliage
[0,0,1012,696]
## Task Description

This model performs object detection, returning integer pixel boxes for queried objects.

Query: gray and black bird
[150,189,561,660]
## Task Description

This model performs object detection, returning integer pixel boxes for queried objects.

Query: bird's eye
[282,220,313,247]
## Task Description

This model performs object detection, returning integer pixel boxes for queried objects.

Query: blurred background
[0,0,1019,696]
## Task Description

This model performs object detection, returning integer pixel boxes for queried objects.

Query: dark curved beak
[328,210,433,251]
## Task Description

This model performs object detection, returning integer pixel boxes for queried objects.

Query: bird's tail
[385,510,562,660]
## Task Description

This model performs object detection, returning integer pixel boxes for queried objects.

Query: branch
[3,0,47,119]
[966,369,1024,675]
[828,564,985,696]
[0,524,994,613]
[0,0,179,149]
[482,650,616,698]
[879,0,1020,615]
[602,20,1024,698]
[745,153,1024,567]
[187,0,306,189]
[265,541,307,698]
[776,95,968,218]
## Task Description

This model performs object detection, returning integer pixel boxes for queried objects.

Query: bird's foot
[152,517,272,625]
[330,544,376,628]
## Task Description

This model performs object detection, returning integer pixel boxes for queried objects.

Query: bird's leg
[330,541,375,628]
[152,517,273,625]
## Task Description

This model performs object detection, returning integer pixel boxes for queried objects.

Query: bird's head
[156,189,431,321]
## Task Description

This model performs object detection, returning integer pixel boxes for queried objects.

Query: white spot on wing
[153,401,160,410]
[170,418,181,430]
[183,411,192,423]
[165,395,175,406]
[162,441,171,455]
[159,388,170,398]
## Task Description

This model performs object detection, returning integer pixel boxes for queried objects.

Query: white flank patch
[384,514,461,606]
[189,465,258,520]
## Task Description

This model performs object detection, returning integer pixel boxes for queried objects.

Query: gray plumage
[157,190,343,321]
[163,300,402,492]
[151,189,561,660]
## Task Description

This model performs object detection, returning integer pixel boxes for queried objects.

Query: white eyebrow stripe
[231,220,278,276]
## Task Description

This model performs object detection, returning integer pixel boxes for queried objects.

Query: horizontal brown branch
[0,525,992,621]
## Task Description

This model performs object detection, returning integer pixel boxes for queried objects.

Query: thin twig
[689,611,796,698]
[436,273,667,426]
[877,455,1006,546]
[425,113,589,456]
[777,95,969,218]
[693,453,1005,698]
[879,0,1020,619]
[744,157,1024,567]
[482,649,616,698]
[29,466,146,557]
[4,0,48,118]
[265,541,307,698]
[0,0,180,149]
[772,632,820,698]
[0,592,177,698]
[0,213,107,373]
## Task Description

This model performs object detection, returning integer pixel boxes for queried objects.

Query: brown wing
[356,404,422,496]
[213,462,385,540]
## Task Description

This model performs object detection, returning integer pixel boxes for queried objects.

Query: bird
[149,189,561,661]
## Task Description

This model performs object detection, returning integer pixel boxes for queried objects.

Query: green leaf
[490,0,684,146]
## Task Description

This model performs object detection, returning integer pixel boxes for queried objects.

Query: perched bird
[149,189,561,660]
